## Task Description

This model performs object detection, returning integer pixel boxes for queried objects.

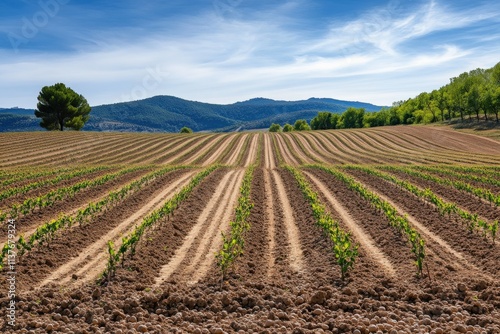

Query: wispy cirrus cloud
[0,0,499,108]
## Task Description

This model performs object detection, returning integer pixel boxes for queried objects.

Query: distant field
[1,126,500,333]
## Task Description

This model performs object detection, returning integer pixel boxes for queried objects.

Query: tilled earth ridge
[0,167,499,333]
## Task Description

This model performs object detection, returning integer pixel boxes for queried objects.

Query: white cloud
[1,0,500,108]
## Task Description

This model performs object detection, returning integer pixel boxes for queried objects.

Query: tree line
[270,62,500,132]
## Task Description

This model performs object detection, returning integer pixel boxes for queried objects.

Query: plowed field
[0,126,499,334]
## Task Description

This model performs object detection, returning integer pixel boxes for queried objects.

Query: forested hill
[0,96,384,132]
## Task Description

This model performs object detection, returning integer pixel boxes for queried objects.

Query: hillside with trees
[277,62,500,132]
[0,96,383,132]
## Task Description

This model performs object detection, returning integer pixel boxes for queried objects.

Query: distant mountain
[0,96,385,132]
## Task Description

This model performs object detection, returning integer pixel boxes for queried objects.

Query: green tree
[283,123,294,132]
[180,126,193,133]
[340,107,365,129]
[310,112,333,130]
[269,123,282,132]
[35,83,91,131]
[293,119,311,131]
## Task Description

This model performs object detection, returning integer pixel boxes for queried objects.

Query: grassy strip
[346,165,498,243]
[216,165,255,281]
[312,165,426,276]
[286,166,358,281]
[381,166,500,206]
[103,165,219,282]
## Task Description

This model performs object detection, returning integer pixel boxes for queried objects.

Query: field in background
[0,125,499,333]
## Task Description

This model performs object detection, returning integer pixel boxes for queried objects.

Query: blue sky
[1,0,499,108]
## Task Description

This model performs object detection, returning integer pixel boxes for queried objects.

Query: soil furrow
[0,168,152,240]
[345,168,500,277]
[303,171,397,277]
[283,134,314,164]
[185,170,245,284]
[0,169,190,291]
[225,134,248,165]
[385,169,500,222]
[345,171,496,282]
[304,168,418,281]
[271,169,304,273]
[243,135,259,167]
[292,133,329,163]
[153,170,240,286]
[37,171,198,289]
[263,134,276,169]
[202,134,237,166]
[274,134,299,165]
[263,169,276,277]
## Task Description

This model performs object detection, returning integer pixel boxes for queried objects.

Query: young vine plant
[102,165,219,283]
[313,165,426,276]
[0,166,188,270]
[349,166,498,244]
[286,166,359,281]
[216,165,255,282]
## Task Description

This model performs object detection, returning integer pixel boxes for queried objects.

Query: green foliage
[0,166,185,271]
[35,83,91,131]
[310,112,340,130]
[268,123,282,132]
[180,126,193,133]
[0,166,109,201]
[315,165,426,276]
[283,123,294,132]
[386,166,500,207]
[388,62,500,124]
[339,107,365,129]
[297,62,500,130]
[285,166,358,281]
[2,166,149,224]
[349,166,498,243]
[293,119,311,131]
[216,165,255,281]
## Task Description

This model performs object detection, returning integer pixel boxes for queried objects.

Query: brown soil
[38,171,198,289]
[0,169,191,292]
[345,168,500,277]
[263,134,277,169]
[1,126,500,333]
[243,135,259,167]
[224,134,248,166]
[0,168,152,242]
[386,169,500,222]
[303,171,397,277]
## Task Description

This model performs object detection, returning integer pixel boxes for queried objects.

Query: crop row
[0,166,77,187]
[103,165,219,282]
[348,166,498,243]
[0,166,111,201]
[286,166,358,281]
[0,166,188,270]
[439,165,500,178]
[410,165,500,188]
[381,166,500,206]
[0,166,149,223]
[313,165,426,276]
[216,165,255,281]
